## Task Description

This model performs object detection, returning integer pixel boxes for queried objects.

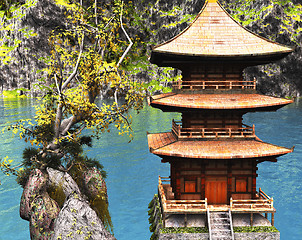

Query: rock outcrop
[51,193,115,240]
[20,167,114,240]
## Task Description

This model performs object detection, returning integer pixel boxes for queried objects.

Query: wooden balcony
[172,119,255,140]
[230,188,274,213]
[158,176,208,214]
[158,176,275,215]
[173,79,256,91]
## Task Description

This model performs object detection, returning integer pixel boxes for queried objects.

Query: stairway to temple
[208,210,234,240]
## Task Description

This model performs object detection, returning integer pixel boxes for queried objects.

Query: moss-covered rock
[20,169,48,221]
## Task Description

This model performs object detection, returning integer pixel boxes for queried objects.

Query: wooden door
[205,178,227,204]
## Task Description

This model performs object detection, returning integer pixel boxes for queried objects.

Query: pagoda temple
[147,0,294,237]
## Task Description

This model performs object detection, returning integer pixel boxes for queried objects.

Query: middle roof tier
[148,132,293,160]
[150,93,293,112]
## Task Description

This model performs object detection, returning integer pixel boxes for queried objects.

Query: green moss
[233,226,279,233]
[160,227,208,234]
[47,184,66,208]
[2,89,28,98]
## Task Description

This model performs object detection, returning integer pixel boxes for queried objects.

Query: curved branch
[116,1,133,67]
[62,34,85,91]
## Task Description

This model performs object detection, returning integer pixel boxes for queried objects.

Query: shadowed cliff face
[1,0,301,97]
[0,0,67,96]
[221,0,302,98]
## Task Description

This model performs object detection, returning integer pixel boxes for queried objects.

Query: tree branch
[116,1,133,67]
[61,34,84,91]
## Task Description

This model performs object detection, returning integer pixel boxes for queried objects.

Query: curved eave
[150,93,293,112]
[150,0,294,68]
[147,132,293,160]
[150,50,293,68]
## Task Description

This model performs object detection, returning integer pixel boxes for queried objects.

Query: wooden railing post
[252,124,255,136]
[253,77,256,89]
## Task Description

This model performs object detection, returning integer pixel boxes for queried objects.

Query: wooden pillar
[271,213,275,226]
[250,213,253,227]
[227,162,232,203]
[265,213,268,219]
[252,161,257,198]
[201,161,206,200]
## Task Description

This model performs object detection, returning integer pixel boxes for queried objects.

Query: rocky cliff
[1,0,301,97]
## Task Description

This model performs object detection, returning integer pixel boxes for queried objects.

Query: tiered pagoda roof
[147,0,294,162]
[150,93,293,112]
[148,132,293,160]
[150,0,294,66]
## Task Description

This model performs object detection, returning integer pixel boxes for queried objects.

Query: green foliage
[2,89,28,98]
[47,184,66,208]
[90,194,113,233]
[16,168,31,188]
[233,226,279,233]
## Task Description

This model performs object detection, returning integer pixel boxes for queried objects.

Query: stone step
[212,229,231,232]
[208,211,233,240]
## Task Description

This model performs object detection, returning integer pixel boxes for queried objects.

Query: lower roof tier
[147,132,293,160]
[150,93,293,112]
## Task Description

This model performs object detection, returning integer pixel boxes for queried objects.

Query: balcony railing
[158,177,275,214]
[230,188,274,211]
[173,79,256,91]
[158,176,208,214]
[172,119,255,139]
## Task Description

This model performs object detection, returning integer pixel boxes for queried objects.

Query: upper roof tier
[150,0,293,67]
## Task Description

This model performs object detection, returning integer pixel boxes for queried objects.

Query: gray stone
[51,193,115,240]
[234,232,280,240]
[232,213,272,227]
[165,214,207,228]
[47,167,81,198]
[159,233,209,240]
[158,232,280,240]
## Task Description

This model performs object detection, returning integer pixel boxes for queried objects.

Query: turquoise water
[0,98,301,239]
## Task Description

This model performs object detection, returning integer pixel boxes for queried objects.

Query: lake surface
[0,97,301,240]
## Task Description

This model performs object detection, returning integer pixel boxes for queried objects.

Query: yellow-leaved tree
[1,0,145,236]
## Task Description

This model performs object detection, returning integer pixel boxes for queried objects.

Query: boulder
[82,167,108,202]
[29,192,60,240]
[51,193,116,240]
[47,167,81,198]
[20,169,48,220]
